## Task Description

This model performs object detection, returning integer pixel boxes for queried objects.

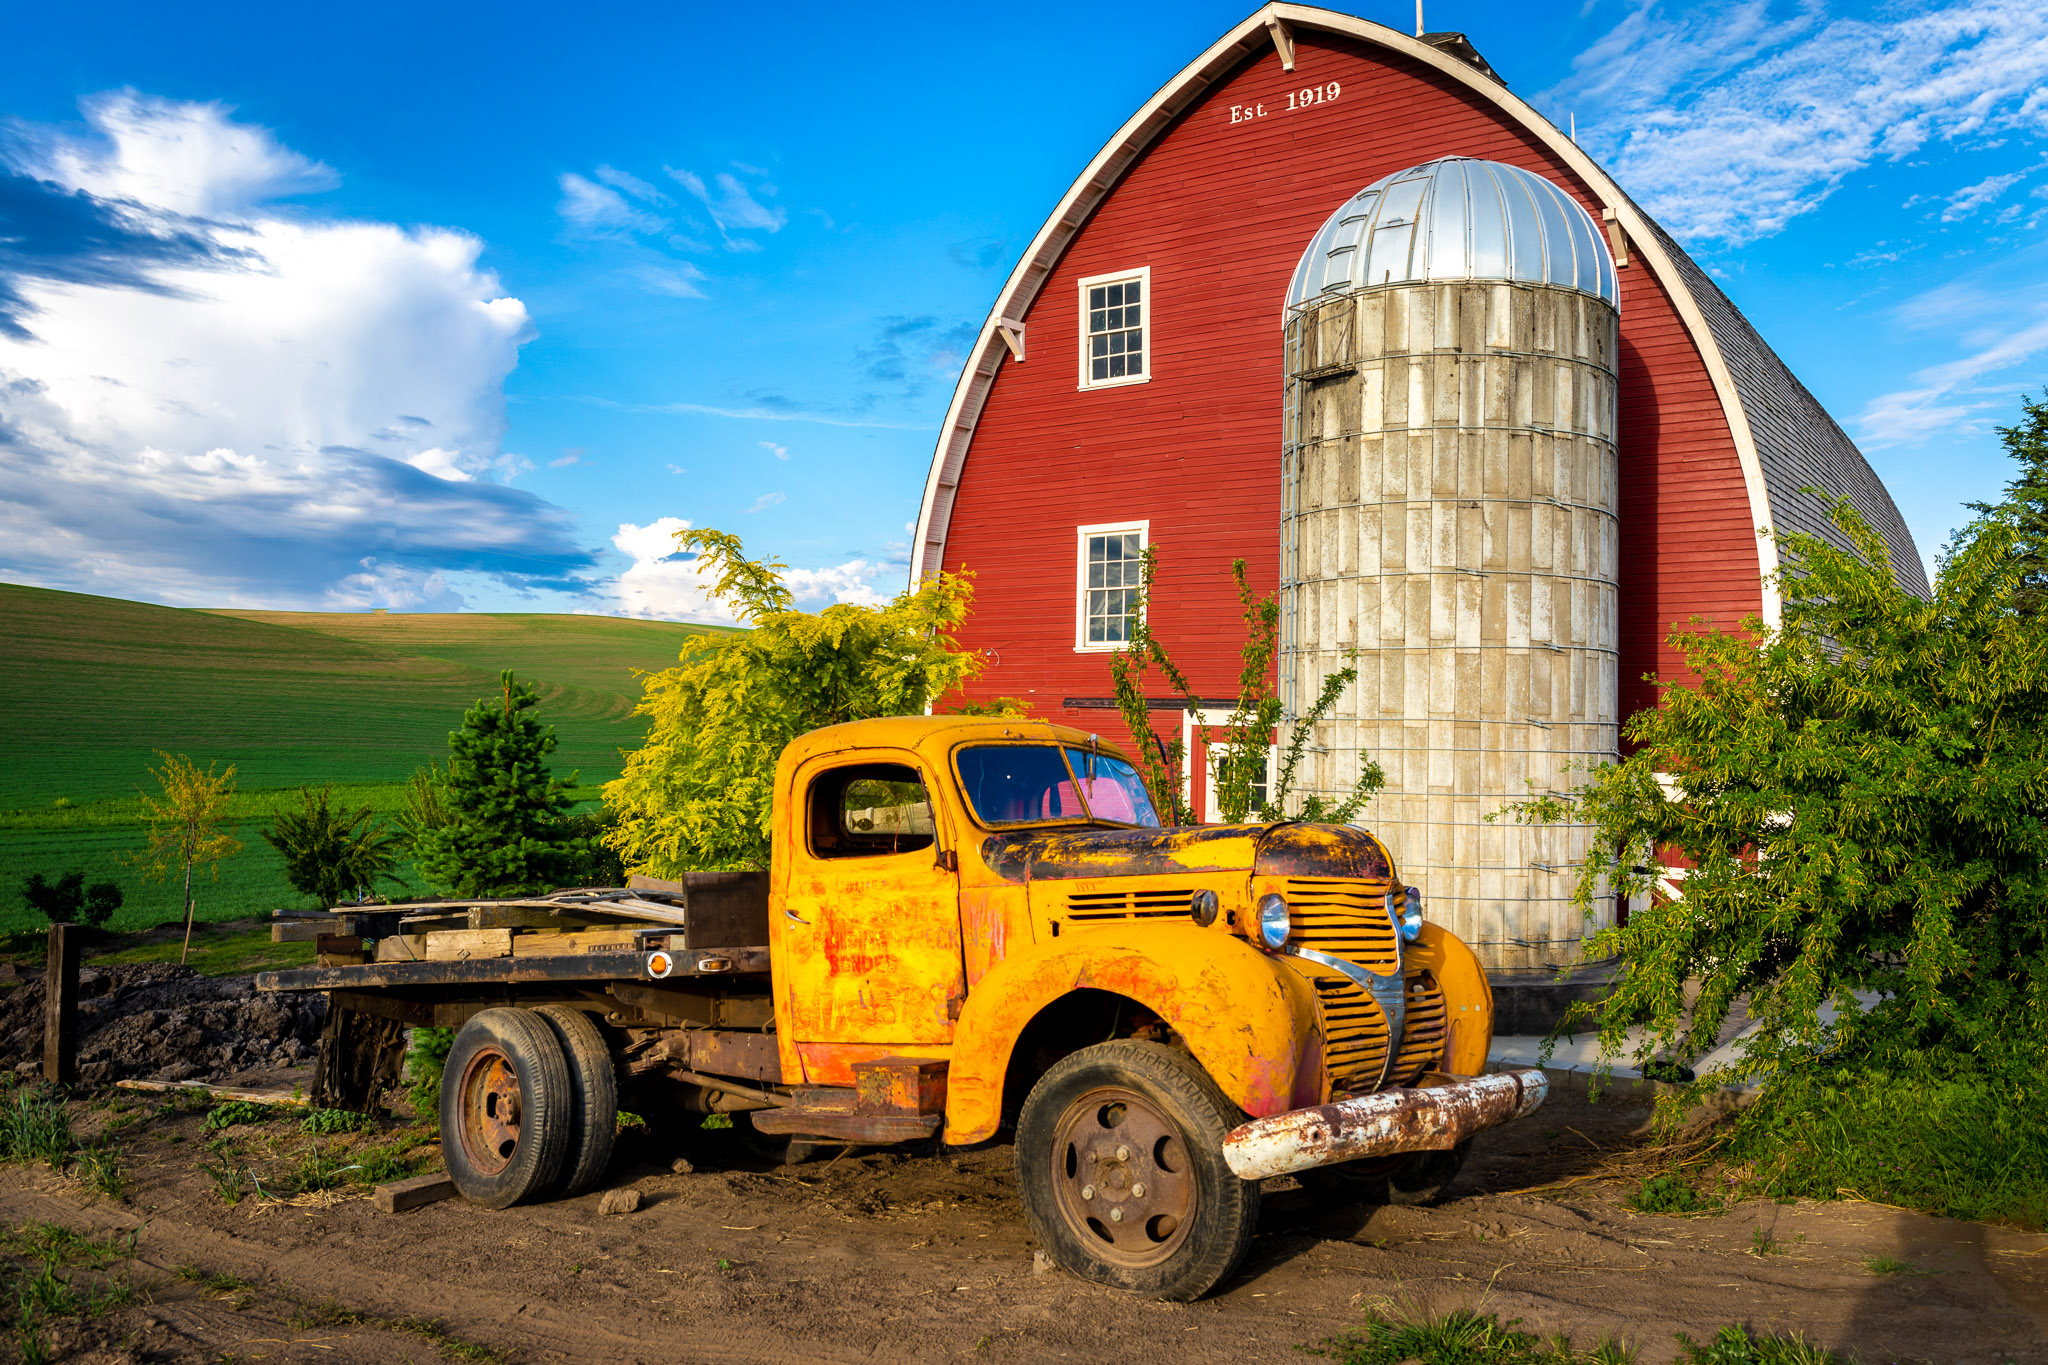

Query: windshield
[956,744,1161,828]
[1064,746,1161,826]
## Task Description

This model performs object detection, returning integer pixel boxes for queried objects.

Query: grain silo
[1278,156,1621,971]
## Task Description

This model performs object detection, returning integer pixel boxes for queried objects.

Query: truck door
[777,755,965,1085]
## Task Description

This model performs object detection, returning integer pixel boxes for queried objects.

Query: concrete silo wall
[1279,280,1620,971]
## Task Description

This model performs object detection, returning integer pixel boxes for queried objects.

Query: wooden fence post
[43,923,80,1086]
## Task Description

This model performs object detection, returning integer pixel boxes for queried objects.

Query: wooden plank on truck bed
[425,928,516,961]
[256,944,770,992]
[512,928,642,957]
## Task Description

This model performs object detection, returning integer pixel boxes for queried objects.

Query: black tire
[534,1004,619,1197]
[440,1008,573,1209]
[1296,1139,1471,1207]
[1015,1041,1259,1301]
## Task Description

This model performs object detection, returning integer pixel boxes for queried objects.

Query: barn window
[1075,521,1148,650]
[1078,267,1150,389]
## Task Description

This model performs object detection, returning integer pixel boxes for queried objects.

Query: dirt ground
[4,1083,2045,1365]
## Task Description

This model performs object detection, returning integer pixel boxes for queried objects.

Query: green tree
[1508,489,2048,1093]
[1970,388,2048,616]
[263,786,401,907]
[395,760,452,856]
[20,871,123,929]
[135,752,242,964]
[1108,548,1382,825]
[605,528,983,873]
[415,672,587,897]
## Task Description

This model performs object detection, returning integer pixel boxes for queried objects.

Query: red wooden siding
[939,32,1761,736]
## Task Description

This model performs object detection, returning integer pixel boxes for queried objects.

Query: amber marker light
[646,950,675,979]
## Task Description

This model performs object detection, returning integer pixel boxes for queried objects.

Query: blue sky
[2,0,2044,618]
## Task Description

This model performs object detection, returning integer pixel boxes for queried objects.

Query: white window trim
[1077,266,1152,391]
[1073,519,1149,653]
[1181,708,1277,823]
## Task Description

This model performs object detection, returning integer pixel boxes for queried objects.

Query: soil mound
[0,964,326,1085]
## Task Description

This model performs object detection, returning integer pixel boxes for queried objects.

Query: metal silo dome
[1286,157,1616,309]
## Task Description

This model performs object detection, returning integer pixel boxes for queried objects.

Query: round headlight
[1189,888,1220,928]
[1400,885,1424,942]
[1256,893,1291,949]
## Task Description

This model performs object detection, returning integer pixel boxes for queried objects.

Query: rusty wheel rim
[456,1046,524,1177]
[1049,1084,1197,1269]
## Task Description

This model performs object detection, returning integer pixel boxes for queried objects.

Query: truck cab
[262,714,1545,1301]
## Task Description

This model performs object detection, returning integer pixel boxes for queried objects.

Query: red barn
[913,3,1920,967]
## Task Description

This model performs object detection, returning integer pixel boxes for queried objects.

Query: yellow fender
[943,925,1321,1144]
[1418,921,1494,1076]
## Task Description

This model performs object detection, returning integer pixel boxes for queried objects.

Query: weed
[0,1222,137,1270]
[288,1297,367,1330]
[700,1113,732,1131]
[0,1089,74,1168]
[201,1100,279,1134]
[1,1217,143,1363]
[714,1257,738,1272]
[300,1107,375,1135]
[1672,1324,1856,1363]
[1749,1228,1782,1256]
[176,1264,253,1310]
[616,1110,646,1133]
[74,1145,126,1198]
[1308,1307,1634,1363]
[1862,1254,1927,1276]
[391,1315,510,1363]
[405,1028,455,1121]
[198,1155,245,1206]
[1627,1174,1719,1216]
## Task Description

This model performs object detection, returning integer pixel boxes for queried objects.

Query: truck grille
[1284,879,1399,975]
[1386,973,1449,1086]
[1062,888,1197,921]
[1312,976,1392,1095]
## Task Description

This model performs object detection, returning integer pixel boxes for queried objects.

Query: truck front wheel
[441,1008,573,1209]
[1016,1041,1259,1301]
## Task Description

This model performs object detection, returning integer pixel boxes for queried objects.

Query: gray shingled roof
[1642,218,1930,598]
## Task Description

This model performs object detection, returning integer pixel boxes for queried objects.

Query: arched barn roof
[910,2,1927,615]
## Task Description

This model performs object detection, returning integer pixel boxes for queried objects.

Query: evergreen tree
[416,672,585,896]
[21,871,123,929]
[1969,390,2048,615]
[264,786,400,906]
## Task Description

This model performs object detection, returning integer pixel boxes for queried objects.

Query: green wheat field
[0,582,733,934]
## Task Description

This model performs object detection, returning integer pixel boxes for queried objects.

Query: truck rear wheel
[441,1008,573,1209]
[1297,1140,1471,1206]
[534,1004,619,1197]
[1016,1040,1259,1301]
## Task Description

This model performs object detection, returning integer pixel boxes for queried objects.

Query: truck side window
[807,763,936,859]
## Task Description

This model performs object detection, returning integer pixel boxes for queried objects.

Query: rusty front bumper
[1220,1068,1549,1181]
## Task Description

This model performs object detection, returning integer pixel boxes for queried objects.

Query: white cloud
[747,490,786,513]
[1858,311,2048,446]
[326,558,463,611]
[605,518,889,619]
[668,165,788,244]
[665,463,685,475]
[1942,171,2028,221]
[1550,0,2048,245]
[592,165,668,204]
[548,452,582,468]
[9,89,337,217]
[557,172,666,236]
[606,517,732,624]
[759,440,788,460]
[0,92,594,608]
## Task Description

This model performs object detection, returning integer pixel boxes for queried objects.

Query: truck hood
[980,821,1392,884]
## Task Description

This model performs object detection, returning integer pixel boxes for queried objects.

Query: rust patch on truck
[1221,1068,1550,1181]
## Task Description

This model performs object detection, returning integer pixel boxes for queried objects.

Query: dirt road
[6,1089,2045,1364]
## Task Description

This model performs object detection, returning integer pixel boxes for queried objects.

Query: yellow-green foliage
[605,530,983,872]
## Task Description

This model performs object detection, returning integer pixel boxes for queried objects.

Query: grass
[1861,1254,1928,1276]
[0,1220,143,1362]
[1626,1173,1720,1216]
[91,920,316,976]
[0,581,729,934]
[1307,1312,1858,1365]
[1724,1063,2048,1228]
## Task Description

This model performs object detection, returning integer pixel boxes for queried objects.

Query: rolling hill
[0,583,734,931]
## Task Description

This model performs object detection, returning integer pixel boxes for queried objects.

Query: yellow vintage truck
[260,715,1545,1300]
